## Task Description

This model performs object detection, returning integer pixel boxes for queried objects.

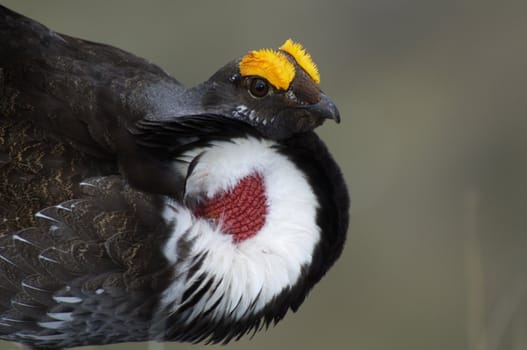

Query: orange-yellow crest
[239,49,295,90]
[279,39,320,84]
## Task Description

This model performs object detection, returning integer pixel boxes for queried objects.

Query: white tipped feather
[47,312,74,322]
[37,321,66,330]
[52,296,82,304]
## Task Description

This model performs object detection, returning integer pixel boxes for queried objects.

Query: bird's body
[0,5,349,349]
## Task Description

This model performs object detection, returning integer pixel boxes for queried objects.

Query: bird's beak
[300,93,341,123]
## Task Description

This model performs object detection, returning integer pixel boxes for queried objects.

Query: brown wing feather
[0,118,116,237]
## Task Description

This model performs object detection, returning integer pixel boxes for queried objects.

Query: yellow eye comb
[279,39,320,84]
[239,49,295,90]
[239,39,320,90]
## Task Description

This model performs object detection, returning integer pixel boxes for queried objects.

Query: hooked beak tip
[319,93,341,123]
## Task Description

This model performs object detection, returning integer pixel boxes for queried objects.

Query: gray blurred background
[2,1,526,349]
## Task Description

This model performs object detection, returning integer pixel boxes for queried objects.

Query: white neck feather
[160,137,320,322]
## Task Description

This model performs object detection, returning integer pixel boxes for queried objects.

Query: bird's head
[190,39,340,139]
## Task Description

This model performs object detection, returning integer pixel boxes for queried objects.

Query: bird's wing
[0,5,185,158]
[0,114,117,237]
[0,175,171,348]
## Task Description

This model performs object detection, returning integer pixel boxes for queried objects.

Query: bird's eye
[249,78,270,98]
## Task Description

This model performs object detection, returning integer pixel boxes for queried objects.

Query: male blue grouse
[0,5,349,349]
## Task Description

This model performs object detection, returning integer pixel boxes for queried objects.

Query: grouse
[0,5,349,349]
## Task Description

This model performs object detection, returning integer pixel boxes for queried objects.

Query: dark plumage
[0,5,349,349]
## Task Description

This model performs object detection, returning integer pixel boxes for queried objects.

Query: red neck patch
[194,173,268,242]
